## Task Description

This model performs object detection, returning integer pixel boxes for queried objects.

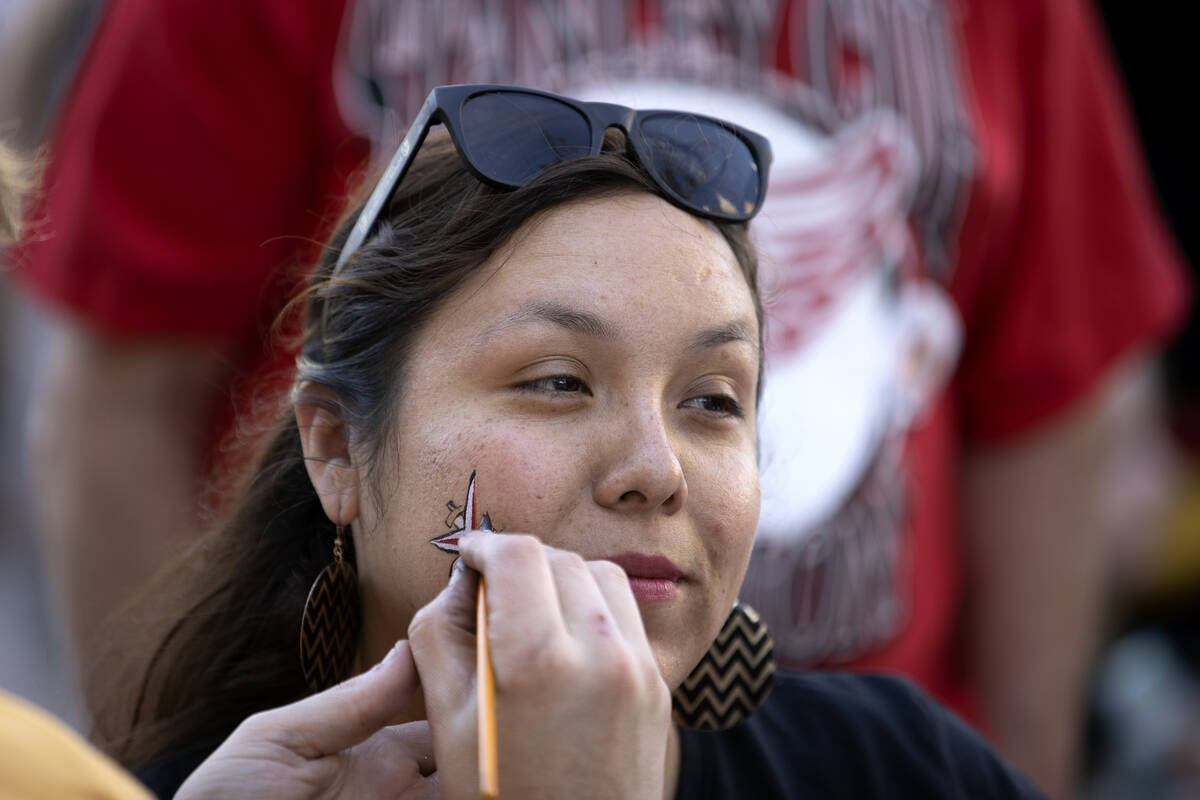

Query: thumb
[246,639,420,758]
[408,556,480,715]
[437,557,482,638]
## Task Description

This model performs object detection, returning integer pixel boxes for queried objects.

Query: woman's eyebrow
[477,300,617,342]
[687,320,757,352]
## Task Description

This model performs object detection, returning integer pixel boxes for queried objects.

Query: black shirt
[141,672,1044,799]
[675,672,1045,799]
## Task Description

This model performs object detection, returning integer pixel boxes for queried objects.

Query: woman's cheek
[695,450,760,579]
[377,412,569,549]
[447,426,582,535]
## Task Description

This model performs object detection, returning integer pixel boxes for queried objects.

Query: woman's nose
[592,408,687,514]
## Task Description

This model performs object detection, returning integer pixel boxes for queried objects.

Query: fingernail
[449,557,467,583]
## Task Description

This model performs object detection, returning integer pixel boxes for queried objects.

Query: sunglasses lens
[461,92,593,186]
[637,114,761,219]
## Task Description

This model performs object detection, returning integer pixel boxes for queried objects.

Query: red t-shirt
[17,0,1187,722]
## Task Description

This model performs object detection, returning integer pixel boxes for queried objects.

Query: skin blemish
[594,612,612,638]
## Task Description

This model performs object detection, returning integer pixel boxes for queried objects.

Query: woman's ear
[294,381,359,526]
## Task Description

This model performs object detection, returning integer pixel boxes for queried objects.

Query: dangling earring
[299,525,362,692]
[671,602,776,731]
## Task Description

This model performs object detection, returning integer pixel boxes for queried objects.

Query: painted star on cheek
[430,471,497,563]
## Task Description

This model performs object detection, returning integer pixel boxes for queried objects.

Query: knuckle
[547,548,588,575]
[499,638,577,693]
[237,710,271,739]
[624,658,671,722]
[649,677,672,721]
[644,655,667,691]
[506,533,544,552]
[242,709,320,758]
[407,603,442,646]
[495,533,545,564]
[592,641,642,693]
[529,640,579,681]
[588,559,628,585]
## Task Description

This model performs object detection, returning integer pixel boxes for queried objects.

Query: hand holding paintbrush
[413,531,671,800]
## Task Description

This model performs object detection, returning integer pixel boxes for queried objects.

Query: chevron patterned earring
[671,602,776,731]
[299,525,362,692]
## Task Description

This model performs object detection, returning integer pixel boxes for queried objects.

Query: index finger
[457,532,566,649]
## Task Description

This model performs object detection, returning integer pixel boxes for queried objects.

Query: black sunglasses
[334,84,773,272]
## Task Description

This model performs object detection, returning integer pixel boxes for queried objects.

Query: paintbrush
[477,577,498,798]
[469,482,499,800]
[433,471,499,798]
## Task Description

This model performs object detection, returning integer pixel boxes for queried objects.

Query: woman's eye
[521,375,591,395]
[684,394,745,418]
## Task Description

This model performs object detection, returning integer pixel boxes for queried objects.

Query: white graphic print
[803,0,977,274]
[336,0,974,666]
[745,437,907,664]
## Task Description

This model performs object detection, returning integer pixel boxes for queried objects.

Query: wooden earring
[671,602,776,731]
[299,526,362,692]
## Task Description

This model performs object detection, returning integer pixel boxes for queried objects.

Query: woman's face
[353,191,761,688]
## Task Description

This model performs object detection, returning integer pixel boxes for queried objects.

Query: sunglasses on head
[334,84,773,272]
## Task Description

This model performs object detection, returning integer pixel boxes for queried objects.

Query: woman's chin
[645,622,716,691]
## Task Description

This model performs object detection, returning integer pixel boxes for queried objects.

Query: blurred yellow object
[1154,463,1200,597]
[0,690,152,799]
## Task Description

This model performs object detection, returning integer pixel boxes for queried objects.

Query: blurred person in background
[0,0,107,726]
[1,135,153,800]
[0,0,106,152]
[1081,4,1200,797]
[1083,1,1200,610]
[13,2,1186,797]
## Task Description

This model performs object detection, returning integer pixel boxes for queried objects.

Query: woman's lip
[603,553,684,581]
[626,577,678,603]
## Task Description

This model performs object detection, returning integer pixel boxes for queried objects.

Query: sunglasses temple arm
[333,93,440,275]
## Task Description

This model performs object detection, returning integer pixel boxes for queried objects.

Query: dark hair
[95,132,763,769]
